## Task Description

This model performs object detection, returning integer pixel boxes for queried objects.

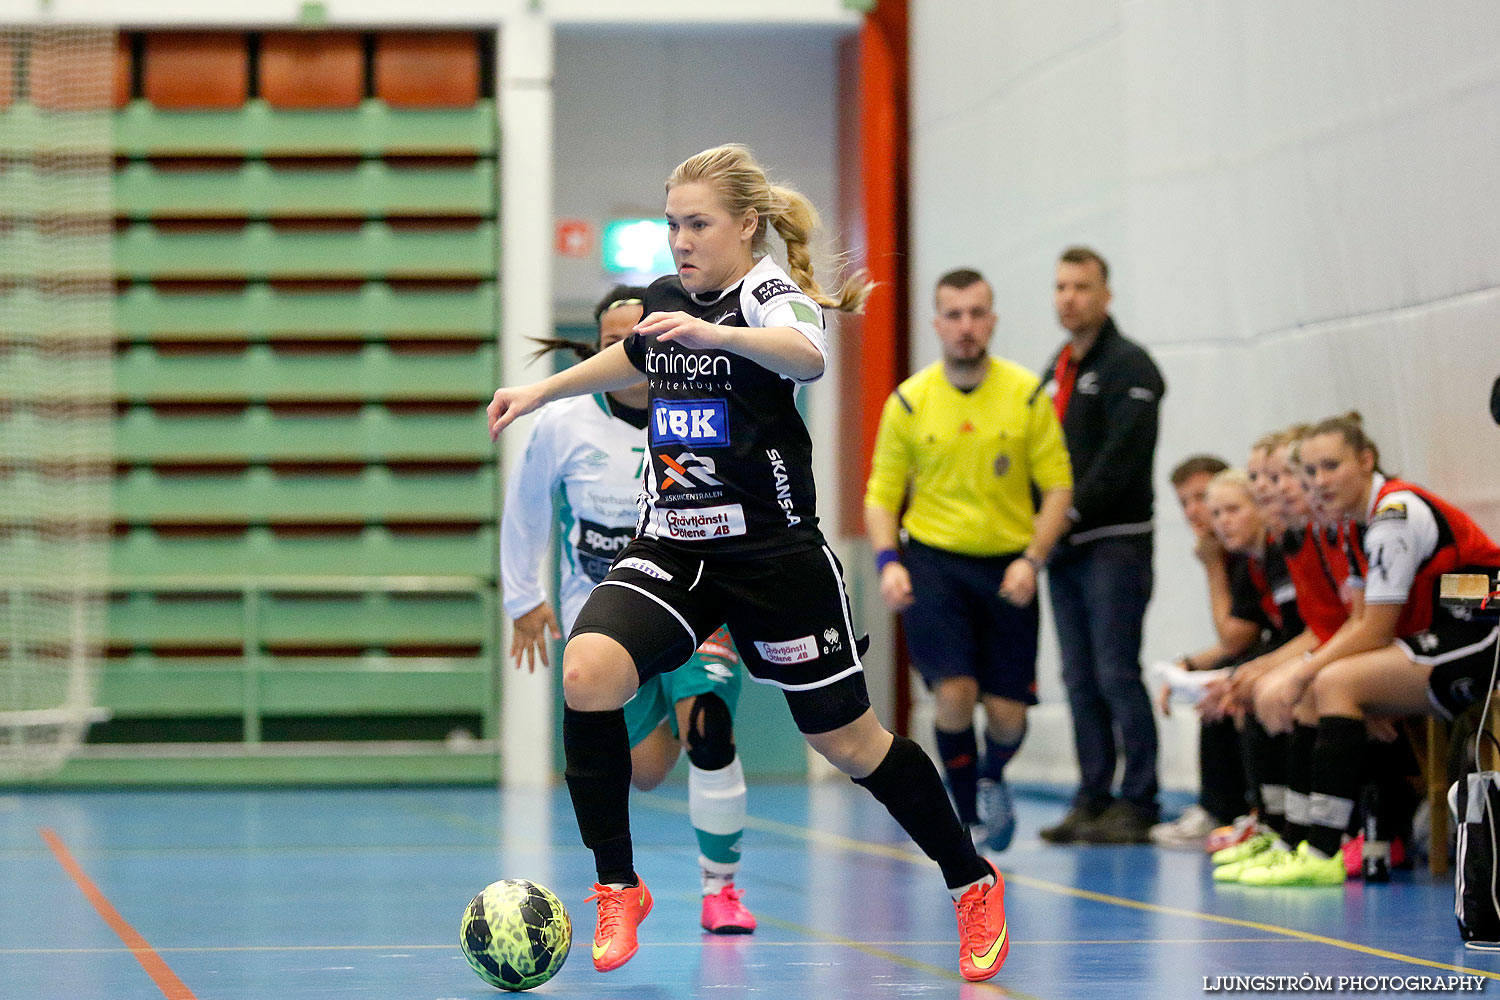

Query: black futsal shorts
[1402,617,1500,720]
[571,537,871,734]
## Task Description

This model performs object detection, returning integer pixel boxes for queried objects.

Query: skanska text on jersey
[767,448,801,527]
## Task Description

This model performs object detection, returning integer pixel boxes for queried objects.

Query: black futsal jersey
[622,256,828,559]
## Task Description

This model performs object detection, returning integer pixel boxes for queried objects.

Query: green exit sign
[601,218,673,276]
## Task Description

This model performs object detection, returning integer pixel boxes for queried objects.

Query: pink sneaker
[1342,832,1364,878]
[700,883,756,934]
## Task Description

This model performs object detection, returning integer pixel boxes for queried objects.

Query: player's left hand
[511,603,562,672]
[1253,661,1312,734]
[635,311,729,350]
[998,558,1037,606]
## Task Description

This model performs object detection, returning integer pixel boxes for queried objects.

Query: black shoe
[1039,802,1107,844]
[1075,800,1158,844]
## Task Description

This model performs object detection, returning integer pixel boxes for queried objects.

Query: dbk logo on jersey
[651,399,729,447]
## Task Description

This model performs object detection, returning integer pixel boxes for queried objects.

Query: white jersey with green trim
[500,393,646,630]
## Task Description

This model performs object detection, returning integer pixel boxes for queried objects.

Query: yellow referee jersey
[864,357,1073,557]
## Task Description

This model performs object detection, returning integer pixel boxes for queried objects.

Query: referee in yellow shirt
[864,268,1074,852]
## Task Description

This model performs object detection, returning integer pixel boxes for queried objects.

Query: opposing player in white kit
[501,286,756,934]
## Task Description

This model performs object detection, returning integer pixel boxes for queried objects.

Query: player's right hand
[879,562,914,613]
[511,603,562,672]
[488,384,546,441]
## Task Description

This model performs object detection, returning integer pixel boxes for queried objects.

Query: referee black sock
[854,734,990,890]
[934,726,980,825]
[982,723,1026,783]
[563,706,636,887]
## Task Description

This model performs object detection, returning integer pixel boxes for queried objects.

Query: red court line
[40,827,199,1000]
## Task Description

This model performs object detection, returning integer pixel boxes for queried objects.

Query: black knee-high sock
[1284,724,1317,846]
[854,735,991,890]
[563,706,636,886]
[1308,716,1366,858]
[934,726,980,825]
[1200,717,1249,824]
[1361,733,1420,844]
[1244,719,1288,838]
[982,723,1025,783]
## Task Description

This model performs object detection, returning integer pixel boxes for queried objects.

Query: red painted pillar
[837,0,911,731]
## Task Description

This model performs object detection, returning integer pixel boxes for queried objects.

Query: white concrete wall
[911,1,1500,792]
[550,26,845,322]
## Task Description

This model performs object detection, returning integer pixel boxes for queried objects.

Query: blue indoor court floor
[2,783,1496,1000]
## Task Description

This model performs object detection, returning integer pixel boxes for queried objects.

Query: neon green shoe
[1212,831,1272,866]
[1214,844,1289,883]
[1238,843,1345,887]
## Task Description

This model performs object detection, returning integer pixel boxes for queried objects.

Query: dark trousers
[1047,534,1159,811]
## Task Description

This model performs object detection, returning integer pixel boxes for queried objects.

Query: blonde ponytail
[668,144,873,314]
[766,184,873,313]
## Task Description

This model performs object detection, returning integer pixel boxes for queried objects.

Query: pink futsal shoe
[700,883,757,934]
[586,881,653,972]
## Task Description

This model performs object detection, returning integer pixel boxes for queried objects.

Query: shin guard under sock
[854,735,990,890]
[689,755,746,890]
[982,725,1025,783]
[563,706,635,886]
[1308,716,1366,858]
[1284,723,1318,847]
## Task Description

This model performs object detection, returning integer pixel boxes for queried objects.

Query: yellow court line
[636,793,1500,983]
[1002,870,1500,983]
[750,912,1039,1000]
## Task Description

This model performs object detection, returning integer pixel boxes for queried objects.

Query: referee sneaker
[865,267,1074,852]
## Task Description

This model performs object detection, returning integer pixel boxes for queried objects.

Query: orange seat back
[261,32,364,110]
[144,33,248,109]
[374,33,479,108]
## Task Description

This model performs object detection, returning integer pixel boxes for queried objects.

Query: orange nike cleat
[585,881,654,972]
[954,863,1009,982]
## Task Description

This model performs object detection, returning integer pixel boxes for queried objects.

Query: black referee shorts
[571,537,871,734]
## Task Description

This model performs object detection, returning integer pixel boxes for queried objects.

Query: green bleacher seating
[113,98,496,157]
[86,30,503,780]
[114,159,496,219]
[113,342,495,404]
[115,282,496,342]
[113,220,497,281]
[114,404,489,464]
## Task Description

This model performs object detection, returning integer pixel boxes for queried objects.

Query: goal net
[0,26,113,777]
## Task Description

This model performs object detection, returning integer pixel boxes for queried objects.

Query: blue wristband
[875,548,901,573]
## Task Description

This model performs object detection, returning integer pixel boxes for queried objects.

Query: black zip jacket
[1041,317,1165,544]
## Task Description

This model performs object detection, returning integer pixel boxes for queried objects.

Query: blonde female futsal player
[489,144,1009,983]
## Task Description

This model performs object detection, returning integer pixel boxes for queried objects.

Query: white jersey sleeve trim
[740,256,827,383]
[1361,489,1440,605]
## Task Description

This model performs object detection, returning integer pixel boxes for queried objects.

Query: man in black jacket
[1037,246,1167,845]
